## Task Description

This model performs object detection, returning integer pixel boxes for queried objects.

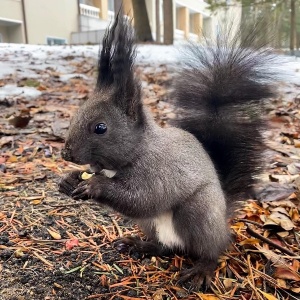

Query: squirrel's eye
[94,123,107,134]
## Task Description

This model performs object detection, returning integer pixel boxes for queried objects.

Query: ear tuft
[97,12,142,120]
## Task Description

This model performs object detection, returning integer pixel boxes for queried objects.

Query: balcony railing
[79,3,100,18]
[189,33,199,42]
[174,29,185,40]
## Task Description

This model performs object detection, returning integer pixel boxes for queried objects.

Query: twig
[246,225,297,257]
[49,202,92,207]
[226,253,278,286]
[30,234,103,244]
[247,255,263,300]
[32,251,54,267]
[111,217,123,237]
[235,218,263,228]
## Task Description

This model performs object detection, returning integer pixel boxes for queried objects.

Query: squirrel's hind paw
[177,260,216,292]
[114,236,171,257]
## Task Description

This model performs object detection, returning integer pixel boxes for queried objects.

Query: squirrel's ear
[97,12,143,121]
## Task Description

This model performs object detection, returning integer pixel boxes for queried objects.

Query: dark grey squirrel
[58,13,276,290]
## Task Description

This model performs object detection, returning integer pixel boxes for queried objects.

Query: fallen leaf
[31,199,42,205]
[239,238,260,245]
[264,211,295,231]
[274,267,300,281]
[7,156,18,163]
[259,290,279,300]
[269,174,299,184]
[195,294,220,300]
[8,115,32,128]
[0,136,14,147]
[256,183,295,202]
[152,289,169,300]
[14,249,24,258]
[65,238,79,250]
[47,229,61,240]
[223,278,234,290]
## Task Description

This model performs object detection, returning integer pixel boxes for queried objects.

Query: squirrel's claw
[114,237,137,253]
[58,170,83,197]
[177,261,215,292]
[177,273,211,293]
[72,180,90,200]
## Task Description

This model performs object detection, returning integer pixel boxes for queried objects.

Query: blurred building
[0,0,241,45]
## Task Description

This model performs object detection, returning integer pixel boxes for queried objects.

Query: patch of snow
[59,74,89,82]
[0,84,41,100]
[136,45,178,64]
[1,41,299,106]
[0,62,15,78]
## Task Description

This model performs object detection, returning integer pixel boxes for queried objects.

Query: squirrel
[58,13,276,290]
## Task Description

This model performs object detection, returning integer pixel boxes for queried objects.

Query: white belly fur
[99,170,184,249]
[152,211,184,249]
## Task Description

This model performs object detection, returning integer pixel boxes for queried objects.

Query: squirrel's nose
[61,147,73,162]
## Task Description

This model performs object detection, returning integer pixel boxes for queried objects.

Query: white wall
[80,15,109,31]
[0,0,25,42]
[0,26,9,42]
[1,0,23,21]
[24,0,79,44]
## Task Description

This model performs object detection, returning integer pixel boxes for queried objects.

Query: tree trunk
[163,0,173,45]
[132,0,153,42]
[156,0,161,43]
[290,0,296,54]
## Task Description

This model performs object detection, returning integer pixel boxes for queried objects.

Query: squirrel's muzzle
[61,147,73,162]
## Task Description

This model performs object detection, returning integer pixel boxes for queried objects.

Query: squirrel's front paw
[58,170,84,198]
[71,180,92,200]
[71,175,106,200]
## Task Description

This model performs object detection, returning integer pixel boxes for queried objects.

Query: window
[47,37,67,45]
[108,0,114,12]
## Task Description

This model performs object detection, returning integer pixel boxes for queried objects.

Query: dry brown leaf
[8,115,32,128]
[7,155,18,163]
[47,229,61,240]
[256,245,288,266]
[267,199,296,208]
[274,267,300,281]
[259,290,279,300]
[14,248,24,258]
[269,174,299,184]
[31,199,42,205]
[291,287,300,293]
[239,238,260,245]
[264,211,295,231]
[0,136,14,147]
[276,278,287,288]
[152,289,169,300]
[195,294,220,300]
[276,231,289,237]
[223,278,234,290]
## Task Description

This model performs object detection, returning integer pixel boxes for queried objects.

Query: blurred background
[0,0,299,53]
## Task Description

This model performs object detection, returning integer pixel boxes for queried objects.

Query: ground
[0,44,299,300]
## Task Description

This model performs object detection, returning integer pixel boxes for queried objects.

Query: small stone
[0,249,13,259]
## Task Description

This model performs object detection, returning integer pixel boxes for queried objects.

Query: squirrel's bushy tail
[172,24,277,203]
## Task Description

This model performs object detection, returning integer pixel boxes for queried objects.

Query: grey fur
[59,13,275,290]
